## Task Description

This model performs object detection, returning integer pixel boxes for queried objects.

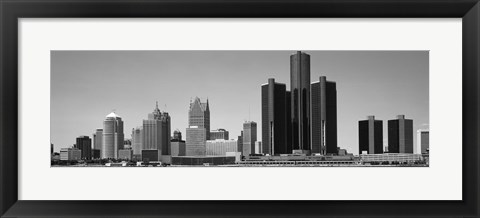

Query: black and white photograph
[50,50,429,167]
[4,0,480,216]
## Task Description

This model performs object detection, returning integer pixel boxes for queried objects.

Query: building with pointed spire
[188,97,210,140]
[102,112,124,159]
[143,102,171,156]
[185,97,210,156]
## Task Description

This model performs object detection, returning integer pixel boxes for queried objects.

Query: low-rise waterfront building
[360,153,424,163]
[60,148,81,161]
[205,139,239,156]
[118,149,133,160]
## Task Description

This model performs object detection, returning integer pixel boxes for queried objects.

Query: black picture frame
[1,0,479,217]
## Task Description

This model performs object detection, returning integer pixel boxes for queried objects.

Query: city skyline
[51,50,429,155]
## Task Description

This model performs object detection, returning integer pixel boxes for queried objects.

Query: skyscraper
[131,127,142,156]
[237,131,243,153]
[210,128,229,140]
[186,126,206,156]
[416,129,429,154]
[93,128,103,150]
[286,90,292,153]
[261,78,289,155]
[242,121,257,156]
[75,136,92,160]
[102,112,124,159]
[311,76,338,154]
[388,115,414,153]
[189,97,210,140]
[143,102,171,155]
[358,116,383,154]
[290,51,311,151]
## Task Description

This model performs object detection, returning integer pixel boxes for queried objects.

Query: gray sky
[51,50,428,155]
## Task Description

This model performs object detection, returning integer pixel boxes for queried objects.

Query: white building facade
[206,139,239,156]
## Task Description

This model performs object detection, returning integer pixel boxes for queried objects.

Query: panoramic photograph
[50,50,429,167]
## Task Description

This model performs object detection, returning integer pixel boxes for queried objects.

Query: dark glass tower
[290,51,311,150]
[286,91,292,153]
[388,115,414,153]
[261,78,289,155]
[311,76,337,154]
[237,131,243,153]
[75,136,92,160]
[358,116,383,154]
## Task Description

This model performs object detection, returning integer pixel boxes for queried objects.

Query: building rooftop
[106,112,121,118]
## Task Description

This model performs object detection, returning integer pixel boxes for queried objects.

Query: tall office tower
[189,97,210,140]
[210,128,229,140]
[388,115,414,153]
[102,112,124,159]
[75,136,92,160]
[51,143,54,154]
[159,112,171,155]
[242,121,257,156]
[143,102,171,155]
[186,126,206,156]
[261,78,288,155]
[237,131,243,153]
[358,116,383,154]
[131,127,143,156]
[93,128,103,150]
[290,51,311,151]
[173,129,182,141]
[286,91,292,153]
[416,129,429,154]
[311,76,338,155]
